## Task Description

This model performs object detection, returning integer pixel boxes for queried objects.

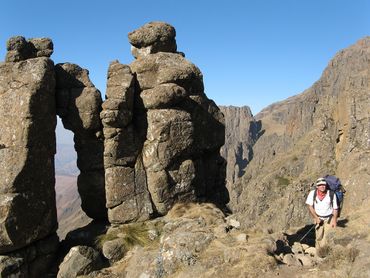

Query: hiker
[305,177,338,255]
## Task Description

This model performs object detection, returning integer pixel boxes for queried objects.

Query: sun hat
[315,178,327,186]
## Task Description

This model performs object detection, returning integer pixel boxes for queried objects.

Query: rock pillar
[55,63,107,220]
[0,36,59,277]
[102,22,229,223]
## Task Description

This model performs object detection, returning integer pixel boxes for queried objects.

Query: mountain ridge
[221,36,370,232]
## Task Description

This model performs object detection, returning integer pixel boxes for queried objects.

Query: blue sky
[1,0,369,116]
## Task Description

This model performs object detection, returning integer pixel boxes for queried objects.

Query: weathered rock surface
[89,203,279,278]
[102,238,127,263]
[226,37,370,231]
[5,36,53,62]
[56,62,107,220]
[0,51,57,253]
[128,21,177,59]
[0,234,59,278]
[57,245,105,278]
[102,22,228,223]
[101,61,153,223]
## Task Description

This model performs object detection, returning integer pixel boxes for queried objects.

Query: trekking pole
[299,224,315,242]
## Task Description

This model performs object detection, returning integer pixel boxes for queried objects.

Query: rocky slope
[55,144,79,176]
[225,37,370,233]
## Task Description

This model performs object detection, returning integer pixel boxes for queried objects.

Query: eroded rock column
[101,62,153,223]
[102,22,229,223]
[55,63,107,220]
[0,36,59,276]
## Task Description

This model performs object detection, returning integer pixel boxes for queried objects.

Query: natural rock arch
[0,22,229,277]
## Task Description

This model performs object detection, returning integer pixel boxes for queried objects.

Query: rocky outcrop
[0,36,58,277]
[228,37,370,231]
[55,63,107,220]
[89,203,280,278]
[0,37,57,253]
[102,21,228,223]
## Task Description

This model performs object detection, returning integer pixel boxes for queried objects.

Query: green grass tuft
[276,176,290,187]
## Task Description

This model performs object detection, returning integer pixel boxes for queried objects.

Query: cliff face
[226,37,370,231]
[219,106,260,204]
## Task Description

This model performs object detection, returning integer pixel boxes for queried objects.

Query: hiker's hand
[314,217,321,225]
[330,219,337,228]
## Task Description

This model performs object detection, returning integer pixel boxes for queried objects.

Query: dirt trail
[262,205,370,278]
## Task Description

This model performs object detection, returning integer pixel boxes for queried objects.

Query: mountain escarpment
[224,37,370,232]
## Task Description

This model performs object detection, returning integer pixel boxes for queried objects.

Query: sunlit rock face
[227,37,370,232]
[0,37,57,254]
[102,22,229,224]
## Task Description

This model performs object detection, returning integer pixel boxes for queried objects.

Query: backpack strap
[312,189,317,209]
[329,190,334,208]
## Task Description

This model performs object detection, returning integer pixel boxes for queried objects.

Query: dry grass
[166,202,225,226]
[320,245,359,270]
[95,222,163,251]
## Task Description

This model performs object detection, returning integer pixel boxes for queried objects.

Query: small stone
[235,233,248,242]
[102,239,126,262]
[227,219,241,229]
[305,247,316,257]
[296,254,313,267]
[292,242,304,254]
[301,243,310,251]
[282,254,302,266]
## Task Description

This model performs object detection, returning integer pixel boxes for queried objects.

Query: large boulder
[128,21,177,59]
[128,23,228,216]
[57,245,105,278]
[5,36,53,62]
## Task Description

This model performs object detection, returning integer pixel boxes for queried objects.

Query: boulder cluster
[0,22,228,277]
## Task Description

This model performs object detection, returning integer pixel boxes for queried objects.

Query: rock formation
[55,63,107,220]
[226,37,370,232]
[0,36,58,276]
[0,22,228,276]
[101,61,153,223]
[101,21,228,224]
